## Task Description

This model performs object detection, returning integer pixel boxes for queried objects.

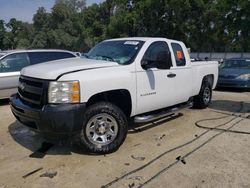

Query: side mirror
[155,51,172,69]
[141,59,159,70]
[141,60,150,70]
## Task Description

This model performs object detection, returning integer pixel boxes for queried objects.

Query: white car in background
[0,49,78,99]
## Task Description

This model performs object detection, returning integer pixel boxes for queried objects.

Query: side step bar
[134,101,193,123]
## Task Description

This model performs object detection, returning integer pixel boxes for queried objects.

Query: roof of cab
[105,37,182,43]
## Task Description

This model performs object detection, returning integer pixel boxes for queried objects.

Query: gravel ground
[0,90,250,188]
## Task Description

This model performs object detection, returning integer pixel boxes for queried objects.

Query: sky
[0,0,105,23]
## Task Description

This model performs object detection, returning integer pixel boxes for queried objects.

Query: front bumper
[217,79,250,88]
[10,94,86,137]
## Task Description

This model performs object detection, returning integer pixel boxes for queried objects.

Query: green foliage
[0,0,249,52]
[33,7,49,30]
[31,32,48,48]
[0,20,5,49]
[55,0,86,12]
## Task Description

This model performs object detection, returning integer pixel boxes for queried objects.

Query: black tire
[77,102,128,154]
[193,81,212,109]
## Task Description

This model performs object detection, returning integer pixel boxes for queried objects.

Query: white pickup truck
[10,37,218,154]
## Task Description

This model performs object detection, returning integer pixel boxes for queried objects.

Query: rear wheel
[77,102,128,154]
[193,81,212,109]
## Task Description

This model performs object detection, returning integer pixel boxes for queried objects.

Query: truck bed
[190,61,218,96]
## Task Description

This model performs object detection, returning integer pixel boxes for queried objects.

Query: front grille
[18,76,48,106]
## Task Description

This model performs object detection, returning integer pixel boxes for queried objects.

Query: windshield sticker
[124,41,139,45]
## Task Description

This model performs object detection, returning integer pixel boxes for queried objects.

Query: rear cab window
[0,52,30,73]
[171,43,186,66]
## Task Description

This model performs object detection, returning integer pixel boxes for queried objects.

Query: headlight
[236,74,250,80]
[48,81,80,103]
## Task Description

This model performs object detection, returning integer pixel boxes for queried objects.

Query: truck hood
[21,57,119,80]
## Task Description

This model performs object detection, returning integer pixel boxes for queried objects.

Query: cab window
[142,41,172,69]
[171,43,186,66]
[0,52,30,73]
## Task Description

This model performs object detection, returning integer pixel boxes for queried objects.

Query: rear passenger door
[0,52,30,98]
[169,42,192,103]
[28,52,75,65]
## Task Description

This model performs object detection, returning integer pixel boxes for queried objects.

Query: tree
[55,0,86,12]
[31,32,47,48]
[17,22,34,48]
[48,1,82,50]
[33,7,49,30]
[0,20,5,50]
[4,18,23,49]
[1,0,249,52]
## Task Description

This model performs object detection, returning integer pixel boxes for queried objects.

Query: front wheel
[193,81,212,109]
[77,102,128,154]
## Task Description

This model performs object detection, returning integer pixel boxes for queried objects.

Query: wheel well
[202,74,214,87]
[86,90,132,117]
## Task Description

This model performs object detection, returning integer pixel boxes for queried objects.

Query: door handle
[167,73,176,78]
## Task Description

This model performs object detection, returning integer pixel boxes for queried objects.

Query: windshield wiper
[96,55,115,62]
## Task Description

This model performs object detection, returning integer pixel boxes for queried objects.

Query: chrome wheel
[85,113,118,146]
[203,87,211,104]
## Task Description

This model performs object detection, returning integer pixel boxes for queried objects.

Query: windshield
[220,59,250,69]
[85,40,144,65]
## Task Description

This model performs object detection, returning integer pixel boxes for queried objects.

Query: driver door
[136,41,177,114]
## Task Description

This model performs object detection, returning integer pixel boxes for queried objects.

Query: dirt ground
[0,90,250,188]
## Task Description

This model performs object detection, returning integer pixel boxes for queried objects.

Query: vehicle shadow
[8,113,184,156]
[209,100,250,113]
[8,121,81,156]
[0,99,9,106]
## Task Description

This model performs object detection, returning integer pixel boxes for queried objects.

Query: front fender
[58,65,137,116]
